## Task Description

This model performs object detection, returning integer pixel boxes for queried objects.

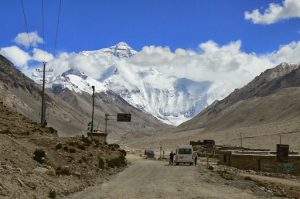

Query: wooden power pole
[91,86,95,133]
[36,62,52,127]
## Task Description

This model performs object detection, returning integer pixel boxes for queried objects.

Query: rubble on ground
[0,101,127,198]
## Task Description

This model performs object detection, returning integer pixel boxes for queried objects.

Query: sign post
[103,113,131,134]
[277,144,289,163]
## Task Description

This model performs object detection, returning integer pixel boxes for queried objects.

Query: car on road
[174,145,194,165]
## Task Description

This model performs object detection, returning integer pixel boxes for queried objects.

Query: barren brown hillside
[127,63,300,151]
[0,99,126,198]
[0,54,168,142]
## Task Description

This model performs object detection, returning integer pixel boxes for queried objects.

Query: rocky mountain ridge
[0,55,168,141]
[178,62,300,132]
[39,42,227,125]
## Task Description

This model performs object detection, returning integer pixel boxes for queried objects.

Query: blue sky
[1,0,300,123]
[0,0,299,54]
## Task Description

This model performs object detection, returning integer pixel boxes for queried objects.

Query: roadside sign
[87,121,93,131]
[283,163,295,173]
[117,113,131,122]
[203,140,215,148]
[277,144,289,163]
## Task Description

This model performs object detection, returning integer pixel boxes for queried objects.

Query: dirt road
[65,155,278,199]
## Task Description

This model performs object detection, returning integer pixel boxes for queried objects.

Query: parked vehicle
[144,149,155,159]
[174,145,194,165]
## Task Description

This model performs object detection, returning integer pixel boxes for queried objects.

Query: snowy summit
[32,42,230,126]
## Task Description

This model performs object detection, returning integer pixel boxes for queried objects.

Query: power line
[54,0,62,56]
[20,0,30,46]
[41,0,45,49]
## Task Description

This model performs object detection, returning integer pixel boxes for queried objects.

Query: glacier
[33,42,230,125]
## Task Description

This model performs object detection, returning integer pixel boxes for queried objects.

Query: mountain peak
[264,62,299,81]
[276,62,300,70]
[109,42,136,58]
[62,68,88,80]
[80,42,136,58]
[115,42,131,48]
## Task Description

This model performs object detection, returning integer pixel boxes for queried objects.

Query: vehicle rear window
[178,148,192,154]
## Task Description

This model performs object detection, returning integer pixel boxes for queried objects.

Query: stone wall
[218,152,300,175]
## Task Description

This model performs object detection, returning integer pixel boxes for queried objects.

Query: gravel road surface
[65,155,278,199]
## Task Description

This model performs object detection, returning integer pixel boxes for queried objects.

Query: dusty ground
[65,154,282,199]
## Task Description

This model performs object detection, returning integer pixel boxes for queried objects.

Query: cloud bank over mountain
[1,32,300,124]
[30,39,299,94]
[1,33,300,100]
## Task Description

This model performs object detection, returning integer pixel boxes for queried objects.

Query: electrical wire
[53,0,62,56]
[20,0,30,47]
[41,0,45,50]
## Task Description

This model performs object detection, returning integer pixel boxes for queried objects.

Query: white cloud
[1,39,300,101]
[128,40,273,88]
[32,40,299,100]
[0,32,54,70]
[0,46,31,66]
[14,31,44,48]
[32,48,54,62]
[268,41,300,63]
[245,0,300,24]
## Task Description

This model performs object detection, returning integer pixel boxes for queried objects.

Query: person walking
[193,152,198,166]
[169,151,174,165]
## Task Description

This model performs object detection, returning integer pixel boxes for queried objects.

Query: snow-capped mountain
[80,42,137,58]
[51,68,107,94]
[38,42,229,125]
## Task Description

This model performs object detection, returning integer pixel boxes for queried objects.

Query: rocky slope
[0,98,126,198]
[178,62,300,131]
[0,54,168,142]
[128,63,300,151]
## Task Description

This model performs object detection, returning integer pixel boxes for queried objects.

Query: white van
[174,145,194,165]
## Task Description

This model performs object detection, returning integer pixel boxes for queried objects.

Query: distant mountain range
[2,43,300,149]
[177,62,300,135]
[0,54,168,142]
[27,42,229,125]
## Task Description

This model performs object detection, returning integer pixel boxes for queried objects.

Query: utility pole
[36,62,53,127]
[240,132,243,148]
[280,134,282,144]
[105,113,109,134]
[91,86,95,133]
[41,62,46,127]
[159,145,162,159]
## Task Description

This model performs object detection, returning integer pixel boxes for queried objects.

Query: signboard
[117,113,131,122]
[283,163,295,173]
[87,121,93,131]
[277,144,289,163]
[203,140,215,147]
